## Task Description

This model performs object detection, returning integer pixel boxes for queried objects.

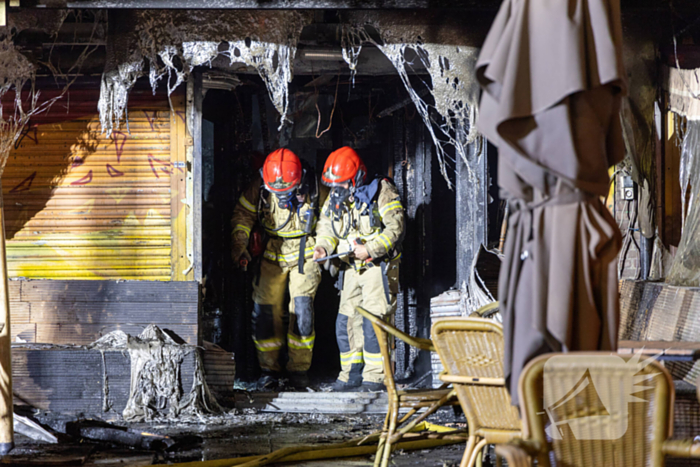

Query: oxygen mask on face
[275,190,299,210]
[329,186,353,213]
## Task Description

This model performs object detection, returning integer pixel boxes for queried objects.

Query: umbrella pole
[499,202,509,252]
[0,185,13,455]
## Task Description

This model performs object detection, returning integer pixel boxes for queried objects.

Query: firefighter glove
[232,247,252,267]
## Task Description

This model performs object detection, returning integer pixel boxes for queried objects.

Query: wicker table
[618,340,700,362]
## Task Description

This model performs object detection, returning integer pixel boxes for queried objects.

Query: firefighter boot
[331,379,362,392]
[358,381,386,392]
[256,370,280,391]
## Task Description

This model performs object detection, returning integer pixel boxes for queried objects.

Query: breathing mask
[275,190,299,210]
[329,186,353,213]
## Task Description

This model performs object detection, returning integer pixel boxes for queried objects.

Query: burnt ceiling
[11,0,700,10]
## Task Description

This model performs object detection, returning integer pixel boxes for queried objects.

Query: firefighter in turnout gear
[313,147,404,392]
[231,148,327,390]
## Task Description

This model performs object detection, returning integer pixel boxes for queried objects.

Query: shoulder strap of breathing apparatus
[298,164,319,274]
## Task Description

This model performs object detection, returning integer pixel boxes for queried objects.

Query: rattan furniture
[432,313,521,467]
[355,306,461,467]
[496,352,700,467]
[618,340,700,362]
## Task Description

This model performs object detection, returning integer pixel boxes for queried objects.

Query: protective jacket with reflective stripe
[316,179,404,268]
[231,176,329,268]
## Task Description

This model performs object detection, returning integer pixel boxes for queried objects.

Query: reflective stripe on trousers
[334,261,398,384]
[252,258,321,373]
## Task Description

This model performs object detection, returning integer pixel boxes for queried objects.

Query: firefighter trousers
[252,257,321,373]
[336,259,399,384]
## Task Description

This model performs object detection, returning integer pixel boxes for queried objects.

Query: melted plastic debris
[99,10,311,135]
[460,249,496,316]
[91,325,223,423]
[99,58,144,136]
[224,39,296,128]
[342,19,481,188]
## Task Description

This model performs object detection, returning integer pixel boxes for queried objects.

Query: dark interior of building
[199,73,490,383]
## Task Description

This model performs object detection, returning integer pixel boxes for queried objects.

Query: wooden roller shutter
[3,100,187,281]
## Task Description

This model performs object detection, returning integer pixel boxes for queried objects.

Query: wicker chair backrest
[519,352,674,467]
[432,318,521,434]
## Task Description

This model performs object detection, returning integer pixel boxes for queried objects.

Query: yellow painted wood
[606,166,615,215]
[170,95,190,281]
[4,112,176,281]
[0,190,14,451]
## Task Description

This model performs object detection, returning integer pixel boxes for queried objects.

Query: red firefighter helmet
[261,148,303,194]
[321,146,367,187]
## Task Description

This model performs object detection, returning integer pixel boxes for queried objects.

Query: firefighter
[231,148,326,390]
[313,147,404,392]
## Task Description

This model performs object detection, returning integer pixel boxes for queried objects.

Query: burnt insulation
[99,10,312,135]
[341,14,482,190]
[90,325,223,422]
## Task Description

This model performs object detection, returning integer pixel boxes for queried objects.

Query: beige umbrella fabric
[476,0,626,405]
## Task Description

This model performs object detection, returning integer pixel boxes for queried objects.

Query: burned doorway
[199,61,477,387]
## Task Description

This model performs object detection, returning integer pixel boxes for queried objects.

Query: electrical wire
[618,198,642,280]
[315,73,340,139]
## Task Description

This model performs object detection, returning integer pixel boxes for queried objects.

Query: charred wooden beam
[455,135,488,289]
[377,88,429,118]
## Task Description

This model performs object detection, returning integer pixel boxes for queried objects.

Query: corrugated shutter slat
[3,113,173,281]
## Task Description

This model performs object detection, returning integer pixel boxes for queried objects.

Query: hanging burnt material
[664,66,700,285]
[0,8,71,169]
[619,24,657,246]
[99,10,312,135]
[341,12,482,189]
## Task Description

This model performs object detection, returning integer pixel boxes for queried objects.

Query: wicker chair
[431,312,522,467]
[355,306,461,467]
[496,352,700,467]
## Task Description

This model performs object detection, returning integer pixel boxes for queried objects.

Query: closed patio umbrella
[476,0,626,405]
